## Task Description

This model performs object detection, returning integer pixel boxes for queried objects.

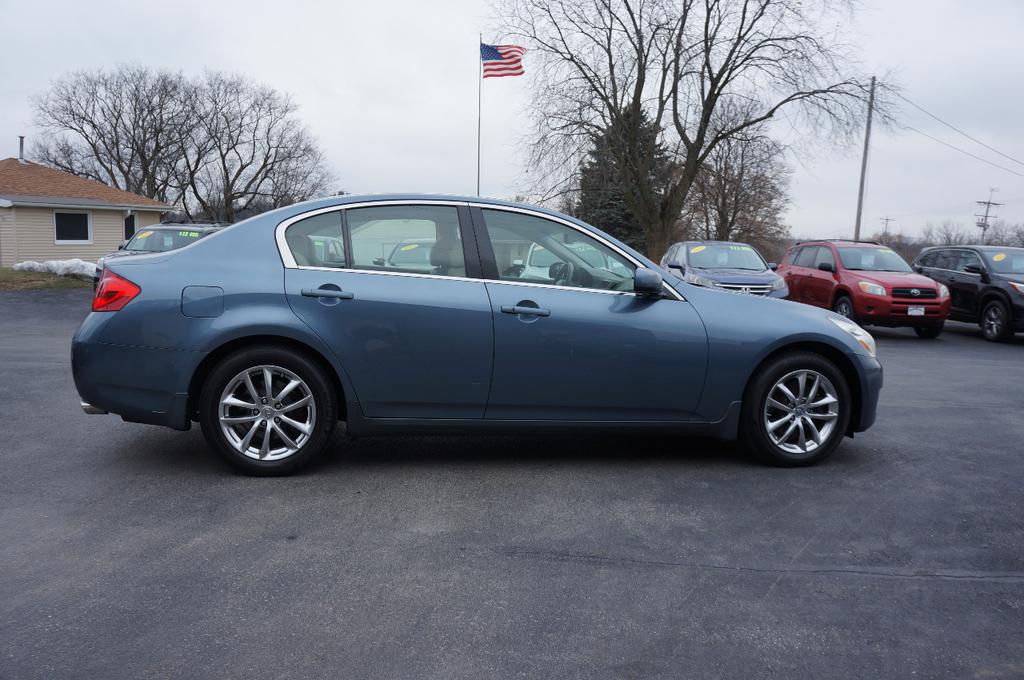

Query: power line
[905,126,1024,177]
[897,92,1024,168]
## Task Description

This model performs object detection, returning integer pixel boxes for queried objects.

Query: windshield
[127,229,205,253]
[686,243,766,271]
[837,247,912,272]
[984,249,1024,275]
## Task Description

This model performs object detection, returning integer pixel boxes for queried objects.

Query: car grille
[892,287,937,299]
[716,283,772,295]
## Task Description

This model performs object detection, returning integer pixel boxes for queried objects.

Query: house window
[124,214,136,240]
[54,211,91,244]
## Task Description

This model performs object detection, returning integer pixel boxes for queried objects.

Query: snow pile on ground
[14,258,97,280]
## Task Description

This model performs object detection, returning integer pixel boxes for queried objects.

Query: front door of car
[474,208,708,421]
[282,204,494,419]
[950,250,985,316]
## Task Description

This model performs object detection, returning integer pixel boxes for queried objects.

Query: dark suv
[913,246,1024,342]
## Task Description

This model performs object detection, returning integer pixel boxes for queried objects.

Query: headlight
[1009,282,1024,296]
[938,284,950,298]
[830,316,877,357]
[684,272,717,288]
[858,281,886,296]
[770,277,786,290]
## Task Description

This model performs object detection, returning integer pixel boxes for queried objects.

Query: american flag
[480,43,526,78]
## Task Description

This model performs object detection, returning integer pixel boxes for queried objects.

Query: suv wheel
[914,322,944,339]
[832,294,856,321]
[981,299,1013,342]
[199,346,338,475]
[740,352,852,467]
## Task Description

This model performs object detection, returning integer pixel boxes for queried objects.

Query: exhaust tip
[81,401,108,415]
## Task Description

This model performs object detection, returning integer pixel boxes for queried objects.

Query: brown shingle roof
[0,158,170,209]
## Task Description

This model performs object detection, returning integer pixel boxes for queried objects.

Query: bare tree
[501,0,871,256]
[175,73,331,223]
[921,220,970,246]
[33,65,193,203]
[684,122,790,245]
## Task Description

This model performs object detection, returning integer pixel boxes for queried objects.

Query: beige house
[0,157,169,267]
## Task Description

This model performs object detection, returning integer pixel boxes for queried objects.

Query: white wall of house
[0,207,162,267]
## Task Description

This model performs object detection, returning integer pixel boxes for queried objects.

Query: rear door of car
[472,206,708,421]
[787,246,819,304]
[281,202,494,419]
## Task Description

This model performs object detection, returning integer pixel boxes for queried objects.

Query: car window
[794,247,818,268]
[481,209,635,292]
[346,205,465,277]
[837,247,912,272]
[284,211,346,268]
[813,247,836,269]
[955,251,983,273]
[917,251,936,267]
[984,249,1024,274]
[686,243,767,270]
[127,228,205,253]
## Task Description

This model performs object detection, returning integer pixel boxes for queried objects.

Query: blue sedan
[73,195,882,475]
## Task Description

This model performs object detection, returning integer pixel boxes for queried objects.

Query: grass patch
[0,268,91,291]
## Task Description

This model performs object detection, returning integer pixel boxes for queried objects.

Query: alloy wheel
[983,304,1005,339]
[835,298,854,319]
[218,365,316,461]
[763,369,840,455]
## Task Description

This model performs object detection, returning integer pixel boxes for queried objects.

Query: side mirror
[372,257,386,266]
[634,267,663,298]
[768,262,778,271]
[117,241,128,250]
[963,264,983,275]
[817,262,835,273]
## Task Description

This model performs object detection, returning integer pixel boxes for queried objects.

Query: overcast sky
[2,0,1022,240]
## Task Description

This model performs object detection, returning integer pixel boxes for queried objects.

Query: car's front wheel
[199,346,338,475]
[832,294,856,321]
[740,352,852,466]
[980,299,1013,342]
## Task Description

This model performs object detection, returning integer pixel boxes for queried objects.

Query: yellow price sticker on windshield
[136,230,153,239]
[400,244,419,251]
[690,245,706,253]
[994,252,1007,262]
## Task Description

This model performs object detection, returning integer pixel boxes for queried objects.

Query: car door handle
[301,287,355,300]
[501,305,550,317]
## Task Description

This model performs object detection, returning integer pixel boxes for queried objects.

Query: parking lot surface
[2,288,1023,679]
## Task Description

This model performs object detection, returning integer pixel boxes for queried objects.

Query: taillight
[92,269,141,312]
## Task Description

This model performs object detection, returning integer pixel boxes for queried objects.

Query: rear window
[794,247,818,268]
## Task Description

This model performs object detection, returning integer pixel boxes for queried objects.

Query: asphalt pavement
[2,288,1023,679]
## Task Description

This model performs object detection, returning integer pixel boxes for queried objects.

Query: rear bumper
[72,314,203,430]
[854,295,950,327]
[850,352,883,433]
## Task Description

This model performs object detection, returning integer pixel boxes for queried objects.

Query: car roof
[147,224,223,232]
[919,244,1024,252]
[793,240,881,248]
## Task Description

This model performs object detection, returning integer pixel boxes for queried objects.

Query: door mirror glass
[634,267,663,297]
[817,262,835,273]
[768,262,778,271]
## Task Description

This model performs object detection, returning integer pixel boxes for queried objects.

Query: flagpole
[476,33,482,197]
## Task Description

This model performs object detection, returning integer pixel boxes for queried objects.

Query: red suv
[777,240,951,338]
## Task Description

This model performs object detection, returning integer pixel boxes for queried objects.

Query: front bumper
[853,294,951,327]
[849,352,883,433]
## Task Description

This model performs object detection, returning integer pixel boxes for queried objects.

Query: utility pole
[880,216,894,240]
[854,75,876,241]
[975,188,1001,243]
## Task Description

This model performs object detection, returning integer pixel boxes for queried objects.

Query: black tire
[199,345,338,475]
[832,294,856,321]
[980,299,1013,343]
[914,322,944,339]
[739,351,852,467]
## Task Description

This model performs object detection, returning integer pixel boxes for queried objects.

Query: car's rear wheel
[832,294,856,321]
[914,322,944,339]
[980,299,1013,342]
[199,346,337,475]
[740,352,852,466]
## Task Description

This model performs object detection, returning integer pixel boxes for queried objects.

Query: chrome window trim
[274,199,684,301]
